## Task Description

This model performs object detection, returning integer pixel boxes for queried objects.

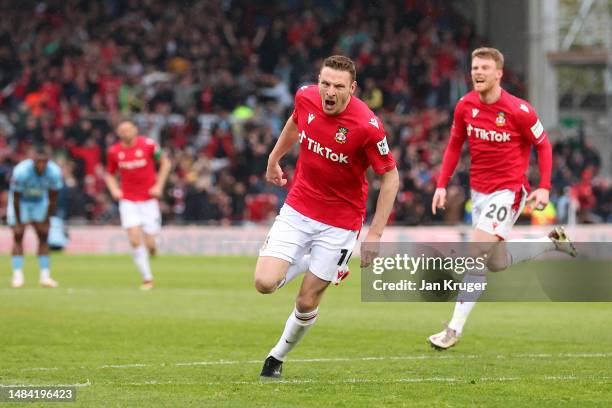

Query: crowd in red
[0,0,608,225]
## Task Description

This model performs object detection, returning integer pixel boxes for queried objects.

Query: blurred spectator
[0,0,608,226]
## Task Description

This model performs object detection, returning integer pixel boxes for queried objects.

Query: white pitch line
[560,353,612,358]
[175,360,243,367]
[99,363,148,369]
[8,352,612,373]
[19,367,59,372]
[0,379,91,388]
[124,375,612,387]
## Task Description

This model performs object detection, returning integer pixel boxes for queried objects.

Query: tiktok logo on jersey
[299,131,349,164]
[118,159,147,169]
[467,124,511,143]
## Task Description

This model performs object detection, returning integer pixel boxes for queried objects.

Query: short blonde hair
[472,47,504,69]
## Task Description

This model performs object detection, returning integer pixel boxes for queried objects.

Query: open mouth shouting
[324,98,336,111]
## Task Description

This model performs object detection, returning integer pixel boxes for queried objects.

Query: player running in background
[7,146,62,288]
[105,121,171,290]
[255,55,399,378]
[428,47,577,350]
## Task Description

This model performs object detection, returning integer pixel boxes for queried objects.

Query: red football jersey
[285,85,396,230]
[438,89,551,193]
[106,136,160,201]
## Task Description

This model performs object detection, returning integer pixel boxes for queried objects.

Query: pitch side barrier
[0,225,610,256]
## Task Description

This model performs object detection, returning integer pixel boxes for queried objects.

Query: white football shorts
[259,204,358,282]
[118,199,161,234]
[471,187,527,240]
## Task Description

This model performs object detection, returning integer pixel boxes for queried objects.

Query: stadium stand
[0,0,609,226]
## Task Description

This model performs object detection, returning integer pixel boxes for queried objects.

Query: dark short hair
[33,144,49,157]
[322,55,356,82]
[472,47,504,69]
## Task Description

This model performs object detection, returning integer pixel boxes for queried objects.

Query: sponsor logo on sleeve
[368,118,379,129]
[531,119,544,139]
[377,137,390,155]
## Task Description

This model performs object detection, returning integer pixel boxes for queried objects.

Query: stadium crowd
[0,0,609,226]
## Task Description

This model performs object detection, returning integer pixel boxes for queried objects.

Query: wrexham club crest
[495,112,506,127]
[335,126,348,144]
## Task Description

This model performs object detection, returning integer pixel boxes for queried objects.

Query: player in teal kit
[7,147,63,288]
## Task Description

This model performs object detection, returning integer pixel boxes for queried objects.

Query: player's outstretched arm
[104,173,123,200]
[266,117,299,186]
[361,167,399,267]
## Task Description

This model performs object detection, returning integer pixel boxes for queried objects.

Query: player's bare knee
[254,276,278,294]
[145,241,156,255]
[126,233,142,247]
[295,295,318,313]
[486,258,508,272]
[13,231,25,243]
[36,229,49,242]
[254,257,289,294]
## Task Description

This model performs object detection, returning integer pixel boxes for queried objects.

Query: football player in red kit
[256,55,399,378]
[105,121,171,290]
[428,47,576,350]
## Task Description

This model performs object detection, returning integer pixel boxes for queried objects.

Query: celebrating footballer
[255,55,399,378]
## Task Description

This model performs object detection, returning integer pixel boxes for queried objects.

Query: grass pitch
[0,255,611,407]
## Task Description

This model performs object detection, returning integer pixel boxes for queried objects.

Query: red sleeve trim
[373,162,397,175]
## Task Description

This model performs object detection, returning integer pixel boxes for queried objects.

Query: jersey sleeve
[363,117,396,174]
[9,166,26,193]
[437,101,467,188]
[516,102,547,145]
[48,163,63,190]
[515,102,552,190]
[291,87,304,124]
[291,85,309,125]
[145,138,162,161]
[106,149,117,174]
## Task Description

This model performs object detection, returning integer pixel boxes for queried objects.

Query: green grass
[0,255,611,407]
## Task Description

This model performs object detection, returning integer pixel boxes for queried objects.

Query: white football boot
[40,277,59,288]
[428,325,460,350]
[12,273,24,288]
[549,226,578,257]
[140,280,154,291]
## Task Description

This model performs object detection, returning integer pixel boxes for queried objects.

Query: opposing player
[255,55,399,378]
[7,146,62,288]
[104,121,171,290]
[428,47,577,350]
